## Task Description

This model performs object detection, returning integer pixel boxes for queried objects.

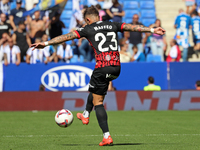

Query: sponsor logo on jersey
[89,83,95,88]
[106,74,118,79]
[41,65,93,91]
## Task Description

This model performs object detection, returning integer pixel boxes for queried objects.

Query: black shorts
[88,66,121,95]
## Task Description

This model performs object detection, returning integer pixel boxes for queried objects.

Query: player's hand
[30,42,45,51]
[154,27,166,35]
[16,61,20,66]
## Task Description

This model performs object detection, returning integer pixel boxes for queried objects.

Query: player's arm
[3,53,8,66]
[123,24,166,35]
[30,31,78,50]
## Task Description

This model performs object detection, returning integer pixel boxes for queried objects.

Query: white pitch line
[2,134,200,138]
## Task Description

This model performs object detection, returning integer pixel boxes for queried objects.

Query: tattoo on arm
[48,31,78,45]
[123,24,150,32]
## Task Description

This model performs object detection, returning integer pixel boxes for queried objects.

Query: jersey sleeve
[15,46,21,53]
[112,22,125,32]
[26,48,32,56]
[44,47,50,57]
[119,5,123,12]
[170,46,178,59]
[75,27,88,39]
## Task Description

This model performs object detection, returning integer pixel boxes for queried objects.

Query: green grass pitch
[0,111,200,150]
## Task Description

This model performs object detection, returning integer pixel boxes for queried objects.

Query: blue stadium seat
[70,55,78,63]
[146,54,161,62]
[62,19,71,28]
[79,55,84,63]
[65,1,72,10]
[118,0,124,4]
[10,2,16,10]
[62,28,69,35]
[60,10,72,19]
[141,18,156,26]
[125,18,132,24]
[125,10,140,18]
[140,1,155,9]
[124,1,139,9]
[141,9,156,18]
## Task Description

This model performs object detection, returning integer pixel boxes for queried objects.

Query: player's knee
[92,94,104,106]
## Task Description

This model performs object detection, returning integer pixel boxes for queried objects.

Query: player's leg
[182,47,188,61]
[92,93,113,146]
[77,92,93,125]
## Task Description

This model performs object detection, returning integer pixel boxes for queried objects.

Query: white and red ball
[55,109,73,128]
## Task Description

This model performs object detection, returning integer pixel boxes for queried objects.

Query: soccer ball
[55,109,73,128]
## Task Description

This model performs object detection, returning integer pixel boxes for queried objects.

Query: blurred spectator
[12,21,31,62]
[195,80,200,90]
[9,0,26,31]
[189,3,198,15]
[1,32,10,49]
[4,38,21,65]
[39,84,45,91]
[174,9,191,61]
[123,31,133,55]
[95,4,106,21]
[49,11,65,40]
[57,42,73,63]
[106,0,124,23]
[102,0,113,10]
[190,11,200,53]
[0,13,12,39]
[144,76,161,91]
[151,19,167,61]
[78,38,93,62]
[166,39,181,62]
[132,45,146,62]
[0,0,11,17]
[69,5,85,30]
[129,14,143,52]
[41,34,56,62]
[29,11,45,43]
[184,0,195,14]
[119,44,133,63]
[26,38,49,64]
[0,34,8,64]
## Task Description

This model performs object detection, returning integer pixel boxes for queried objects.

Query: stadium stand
[146,54,162,62]
[61,0,73,34]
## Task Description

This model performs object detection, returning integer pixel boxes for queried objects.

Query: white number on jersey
[95,32,118,52]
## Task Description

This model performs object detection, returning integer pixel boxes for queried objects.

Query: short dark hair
[196,80,200,86]
[83,5,88,9]
[83,5,99,19]
[132,45,137,50]
[18,21,24,25]
[148,76,154,84]
[95,4,101,10]
[191,11,198,16]
[171,39,178,45]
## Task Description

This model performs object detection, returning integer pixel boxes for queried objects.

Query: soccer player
[31,6,165,146]
[191,11,200,52]
[174,9,191,61]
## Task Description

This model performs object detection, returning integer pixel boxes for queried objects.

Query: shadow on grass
[62,143,143,146]
[113,143,143,146]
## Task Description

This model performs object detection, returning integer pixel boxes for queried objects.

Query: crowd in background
[0,0,200,65]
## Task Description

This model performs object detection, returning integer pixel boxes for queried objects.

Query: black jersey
[75,21,125,68]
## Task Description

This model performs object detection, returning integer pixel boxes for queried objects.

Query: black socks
[85,92,93,113]
[95,104,109,133]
